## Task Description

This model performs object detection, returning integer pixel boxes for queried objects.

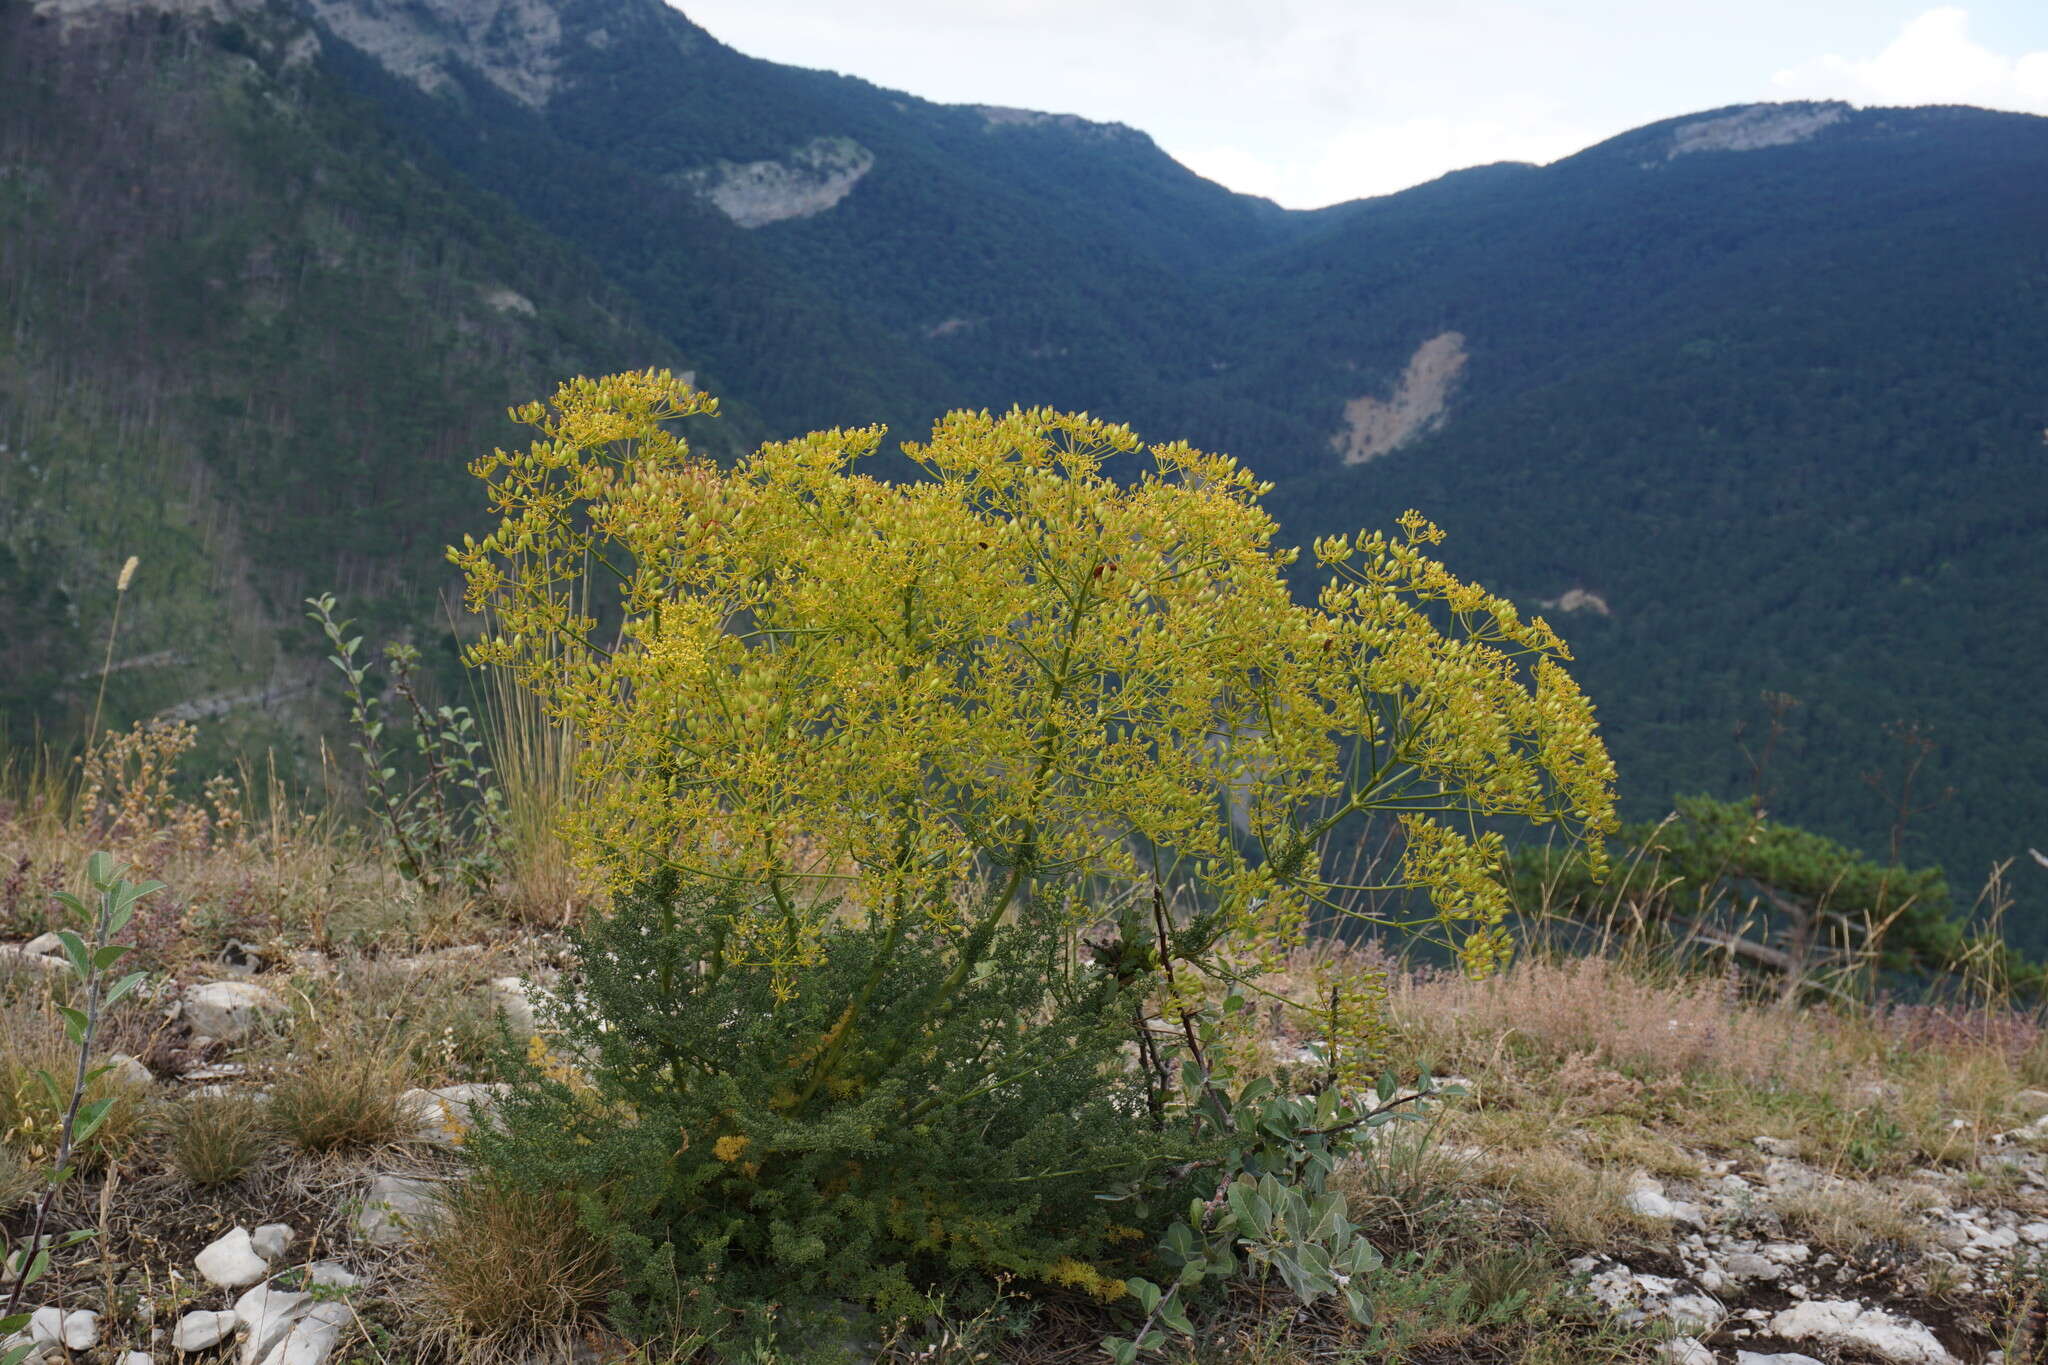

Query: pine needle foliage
[467,870,1188,1341]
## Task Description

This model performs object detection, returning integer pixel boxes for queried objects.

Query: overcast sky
[669,3,2048,208]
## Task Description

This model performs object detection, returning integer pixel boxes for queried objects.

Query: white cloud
[1772,7,2048,114]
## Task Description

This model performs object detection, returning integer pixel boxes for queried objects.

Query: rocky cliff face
[297,0,704,108]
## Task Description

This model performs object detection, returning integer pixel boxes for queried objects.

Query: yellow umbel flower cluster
[452,372,1615,992]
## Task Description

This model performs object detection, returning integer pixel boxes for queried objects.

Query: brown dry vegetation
[1,741,2044,1364]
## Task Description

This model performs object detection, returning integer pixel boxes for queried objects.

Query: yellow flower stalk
[453,371,1616,1003]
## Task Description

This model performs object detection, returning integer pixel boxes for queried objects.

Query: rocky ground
[0,929,2039,1365]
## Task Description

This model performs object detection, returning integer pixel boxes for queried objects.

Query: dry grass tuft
[403,1178,615,1363]
[1464,1141,1663,1253]
[1774,1178,1938,1260]
[1389,955,1823,1087]
[268,1055,407,1153]
[166,1091,274,1187]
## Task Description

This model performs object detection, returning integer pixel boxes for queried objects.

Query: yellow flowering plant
[450,370,1615,1337]
[457,370,1610,987]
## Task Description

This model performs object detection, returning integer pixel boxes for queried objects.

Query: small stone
[1753,1135,1801,1157]
[21,932,63,956]
[121,1353,155,1365]
[1626,1175,1707,1226]
[0,944,68,978]
[2002,1113,2048,1144]
[1724,1251,1784,1282]
[233,1283,310,1365]
[27,1307,63,1343]
[1663,1292,1724,1332]
[60,1309,98,1349]
[180,982,285,1044]
[488,977,537,1036]
[1658,1339,1714,1365]
[1737,1354,1826,1365]
[196,1227,270,1287]
[256,1301,353,1365]
[172,1308,241,1351]
[2012,1089,2048,1116]
[301,1261,360,1291]
[105,1052,154,1087]
[354,1174,442,1246]
[399,1083,508,1145]
[250,1223,295,1262]
[0,1236,54,1283]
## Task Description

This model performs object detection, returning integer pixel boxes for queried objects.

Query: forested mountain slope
[5,0,2044,945]
[0,0,745,750]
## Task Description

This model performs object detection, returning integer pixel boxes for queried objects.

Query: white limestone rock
[1627,1175,1708,1227]
[399,1083,508,1144]
[233,1283,310,1365]
[354,1174,442,1246]
[249,1223,295,1262]
[180,982,284,1044]
[196,1227,270,1287]
[171,1308,240,1351]
[488,977,539,1036]
[256,1301,354,1365]
[60,1308,98,1349]
[1769,1299,1955,1364]
[301,1261,361,1291]
[0,944,68,978]
[105,1052,154,1087]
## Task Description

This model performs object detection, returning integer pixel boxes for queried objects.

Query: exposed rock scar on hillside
[1538,587,1612,617]
[680,137,876,229]
[301,0,566,108]
[1330,331,1468,465]
[1666,103,1848,158]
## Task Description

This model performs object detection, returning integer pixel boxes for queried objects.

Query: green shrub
[455,375,1618,1350]
[471,872,1186,1342]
